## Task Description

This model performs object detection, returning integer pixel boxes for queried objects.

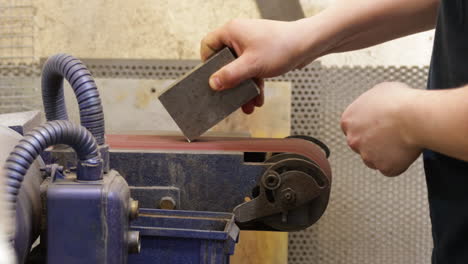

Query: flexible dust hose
[42,54,105,145]
[4,120,102,240]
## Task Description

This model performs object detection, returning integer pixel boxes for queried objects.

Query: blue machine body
[129,209,239,264]
[42,142,328,263]
[110,151,267,212]
[42,149,251,264]
[46,170,131,264]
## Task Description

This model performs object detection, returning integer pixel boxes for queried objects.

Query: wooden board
[63,78,291,138]
[231,231,288,264]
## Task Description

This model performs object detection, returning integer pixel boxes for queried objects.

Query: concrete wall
[34,0,434,67]
[299,0,434,66]
[320,29,434,67]
[35,0,260,60]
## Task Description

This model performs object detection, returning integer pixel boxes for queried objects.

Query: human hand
[340,82,422,176]
[200,19,311,114]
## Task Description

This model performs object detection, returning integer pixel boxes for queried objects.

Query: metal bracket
[233,157,330,231]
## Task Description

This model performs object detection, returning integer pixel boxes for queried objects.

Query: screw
[262,171,281,190]
[159,196,176,210]
[281,188,296,205]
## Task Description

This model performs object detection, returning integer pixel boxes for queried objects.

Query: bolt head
[159,196,176,210]
[262,171,281,190]
[281,188,296,204]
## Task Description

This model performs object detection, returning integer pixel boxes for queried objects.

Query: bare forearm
[295,0,439,62]
[405,85,468,161]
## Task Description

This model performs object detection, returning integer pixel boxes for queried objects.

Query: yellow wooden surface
[211,82,291,138]
[64,79,291,138]
[231,231,288,264]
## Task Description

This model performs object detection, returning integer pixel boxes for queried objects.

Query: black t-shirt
[426,0,468,263]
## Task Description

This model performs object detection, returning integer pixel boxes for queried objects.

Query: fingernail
[209,76,222,90]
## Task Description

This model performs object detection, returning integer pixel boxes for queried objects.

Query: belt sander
[1,51,332,263]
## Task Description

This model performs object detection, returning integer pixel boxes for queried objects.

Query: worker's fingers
[361,154,377,170]
[253,78,264,107]
[254,94,264,107]
[242,101,255,115]
[241,78,263,114]
[254,77,264,89]
[209,54,261,91]
[200,27,229,62]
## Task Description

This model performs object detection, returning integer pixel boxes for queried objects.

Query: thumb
[209,54,260,91]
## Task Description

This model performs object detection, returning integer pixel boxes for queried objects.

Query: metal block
[158,47,260,141]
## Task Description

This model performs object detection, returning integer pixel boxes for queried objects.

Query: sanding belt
[107,135,332,181]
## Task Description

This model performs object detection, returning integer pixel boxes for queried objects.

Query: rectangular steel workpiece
[158,47,260,141]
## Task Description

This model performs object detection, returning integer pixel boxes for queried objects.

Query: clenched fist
[341,82,422,176]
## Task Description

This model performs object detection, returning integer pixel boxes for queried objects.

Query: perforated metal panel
[77,58,199,80]
[0,0,38,113]
[0,0,34,64]
[37,58,432,263]
[287,65,432,264]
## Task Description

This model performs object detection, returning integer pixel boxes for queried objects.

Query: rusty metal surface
[158,47,260,141]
